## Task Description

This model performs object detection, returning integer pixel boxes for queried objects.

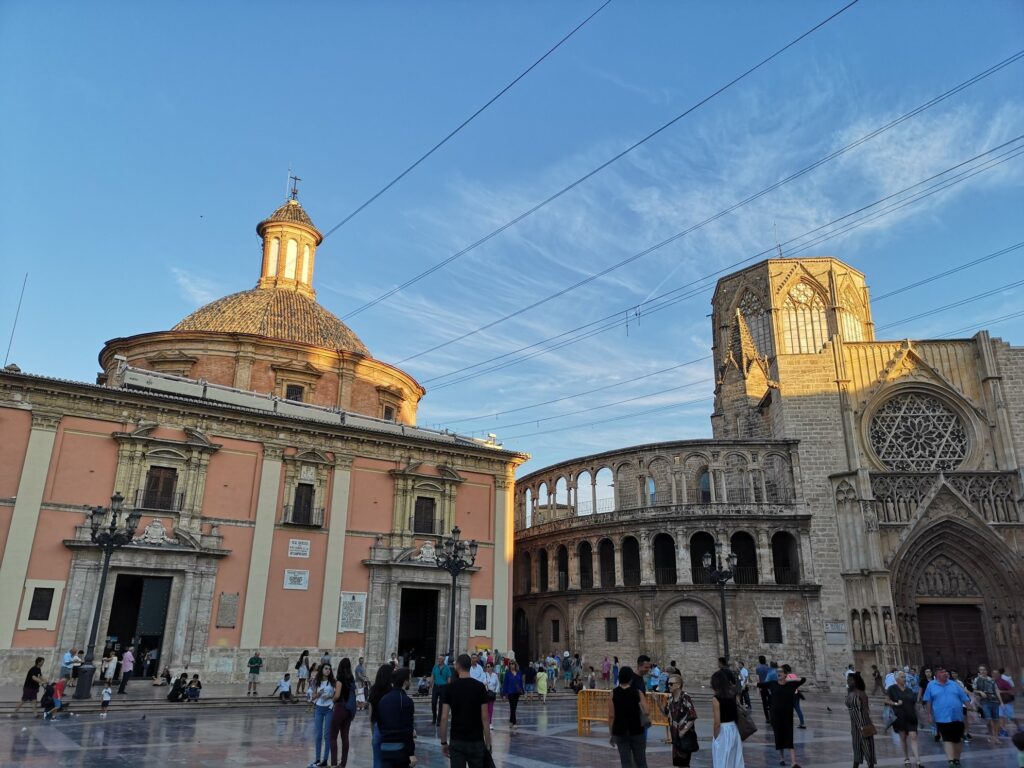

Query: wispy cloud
[171,268,221,306]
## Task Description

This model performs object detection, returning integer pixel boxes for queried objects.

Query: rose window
[869,393,968,471]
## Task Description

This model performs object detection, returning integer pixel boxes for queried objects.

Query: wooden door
[917,604,987,674]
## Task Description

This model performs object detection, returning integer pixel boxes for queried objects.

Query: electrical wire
[395,54,1024,363]
[422,138,1024,389]
[872,241,1024,301]
[321,0,614,238]
[342,0,863,320]
[876,279,1024,331]
[436,355,712,426]
[937,309,1024,338]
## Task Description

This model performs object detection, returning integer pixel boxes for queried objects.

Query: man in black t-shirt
[439,653,491,767]
[14,657,45,716]
[523,663,538,702]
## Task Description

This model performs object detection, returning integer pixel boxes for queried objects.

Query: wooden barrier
[576,688,672,737]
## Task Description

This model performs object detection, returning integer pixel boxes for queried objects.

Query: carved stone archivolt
[916,555,981,597]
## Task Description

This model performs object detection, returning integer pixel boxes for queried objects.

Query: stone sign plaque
[216,592,239,628]
[824,620,847,633]
[284,569,310,590]
[339,592,367,633]
[288,539,311,558]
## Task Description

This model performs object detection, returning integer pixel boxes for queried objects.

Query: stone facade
[514,256,1024,687]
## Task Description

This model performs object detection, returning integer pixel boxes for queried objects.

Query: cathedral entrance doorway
[917,603,986,675]
[398,588,438,675]
[106,575,172,671]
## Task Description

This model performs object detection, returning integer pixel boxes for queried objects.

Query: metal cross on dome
[289,173,302,200]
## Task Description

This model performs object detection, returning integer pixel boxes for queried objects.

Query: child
[273,673,293,702]
[536,664,548,703]
[356,680,367,710]
[586,666,596,690]
[101,684,112,717]
[186,674,202,701]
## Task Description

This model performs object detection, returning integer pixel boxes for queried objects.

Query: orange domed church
[0,196,527,683]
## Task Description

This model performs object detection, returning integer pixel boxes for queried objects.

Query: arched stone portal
[890,492,1024,675]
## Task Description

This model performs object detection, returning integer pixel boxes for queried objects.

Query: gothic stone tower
[711,257,1024,678]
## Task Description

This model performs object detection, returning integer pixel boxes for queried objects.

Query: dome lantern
[256,187,323,298]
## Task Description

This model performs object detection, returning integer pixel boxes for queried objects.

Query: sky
[1,0,1022,475]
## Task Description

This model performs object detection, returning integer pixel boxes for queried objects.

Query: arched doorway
[653,533,676,585]
[556,545,569,591]
[622,537,641,587]
[579,541,594,589]
[730,531,758,585]
[599,539,616,587]
[890,499,1024,674]
[771,532,800,584]
[690,531,715,584]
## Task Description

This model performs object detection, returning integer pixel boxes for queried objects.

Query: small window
[28,588,55,621]
[285,384,305,402]
[474,605,488,632]
[762,617,783,644]
[382,405,396,421]
[551,619,560,643]
[605,617,618,643]
[680,616,699,643]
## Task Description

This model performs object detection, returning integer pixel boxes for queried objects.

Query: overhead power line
[438,355,712,426]
[342,0,863,320]
[422,137,1024,389]
[397,52,1024,364]
[872,241,1024,301]
[876,278,1024,331]
[321,0,613,238]
[938,309,1024,338]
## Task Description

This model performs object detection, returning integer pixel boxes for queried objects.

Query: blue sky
[2,1,1022,473]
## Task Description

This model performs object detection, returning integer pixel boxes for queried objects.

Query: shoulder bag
[735,701,758,741]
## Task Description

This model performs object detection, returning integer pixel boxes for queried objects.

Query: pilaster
[239,444,284,647]
[319,457,353,648]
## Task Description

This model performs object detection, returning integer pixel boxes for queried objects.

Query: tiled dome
[174,288,369,355]
[260,198,317,229]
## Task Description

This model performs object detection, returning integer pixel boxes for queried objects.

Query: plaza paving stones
[3,694,1019,767]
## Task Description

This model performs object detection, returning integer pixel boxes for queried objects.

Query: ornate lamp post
[703,540,739,663]
[435,526,478,659]
[73,492,141,700]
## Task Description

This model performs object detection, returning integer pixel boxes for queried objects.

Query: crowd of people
[12,645,1024,768]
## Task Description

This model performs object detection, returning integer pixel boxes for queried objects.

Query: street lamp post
[73,492,141,700]
[703,541,739,663]
[435,526,478,659]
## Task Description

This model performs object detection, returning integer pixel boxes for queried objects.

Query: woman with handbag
[608,666,650,768]
[664,674,699,767]
[483,662,500,728]
[845,672,876,768]
[885,670,922,768]
[711,669,744,768]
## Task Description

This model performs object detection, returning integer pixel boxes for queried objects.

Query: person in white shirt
[884,667,898,688]
[738,662,752,709]
[484,662,500,728]
[274,673,294,702]
[100,685,112,717]
[469,654,487,684]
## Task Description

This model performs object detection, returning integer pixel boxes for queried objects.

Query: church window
[739,291,772,356]
[285,384,305,402]
[382,404,396,421]
[679,616,699,642]
[301,244,311,284]
[284,239,298,279]
[551,618,560,643]
[268,237,280,277]
[28,588,55,622]
[697,469,711,503]
[762,617,783,644]
[839,309,863,341]
[292,482,315,525]
[605,617,618,642]
[412,496,437,534]
[781,282,828,354]
[869,392,968,471]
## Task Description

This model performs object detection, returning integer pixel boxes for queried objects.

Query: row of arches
[520,450,795,527]
[515,530,801,594]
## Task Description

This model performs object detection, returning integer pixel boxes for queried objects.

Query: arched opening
[730,531,758,585]
[696,468,712,503]
[763,454,793,503]
[622,537,641,587]
[521,551,532,593]
[595,467,615,513]
[524,488,533,527]
[554,477,569,508]
[576,471,593,515]
[690,531,716,584]
[556,545,569,591]
[599,539,616,588]
[725,454,749,503]
[771,532,800,584]
[578,541,593,589]
[537,482,549,508]
[513,608,530,664]
[653,533,677,585]
[646,477,657,506]
[538,548,549,592]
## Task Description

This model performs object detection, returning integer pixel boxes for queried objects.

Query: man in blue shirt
[755,655,772,723]
[922,666,972,766]
[431,654,452,726]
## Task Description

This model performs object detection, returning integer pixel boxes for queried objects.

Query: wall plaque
[216,592,239,628]
[284,569,310,590]
[288,539,311,558]
[339,592,367,633]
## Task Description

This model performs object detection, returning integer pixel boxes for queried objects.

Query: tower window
[382,404,396,421]
[285,384,305,402]
[781,282,828,354]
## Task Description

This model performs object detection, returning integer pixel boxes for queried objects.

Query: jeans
[614,733,648,768]
[739,686,752,709]
[508,693,520,724]
[449,739,487,768]
[330,706,353,766]
[372,722,382,768]
[313,704,331,762]
[432,683,447,723]
[794,698,805,726]
[117,669,133,693]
